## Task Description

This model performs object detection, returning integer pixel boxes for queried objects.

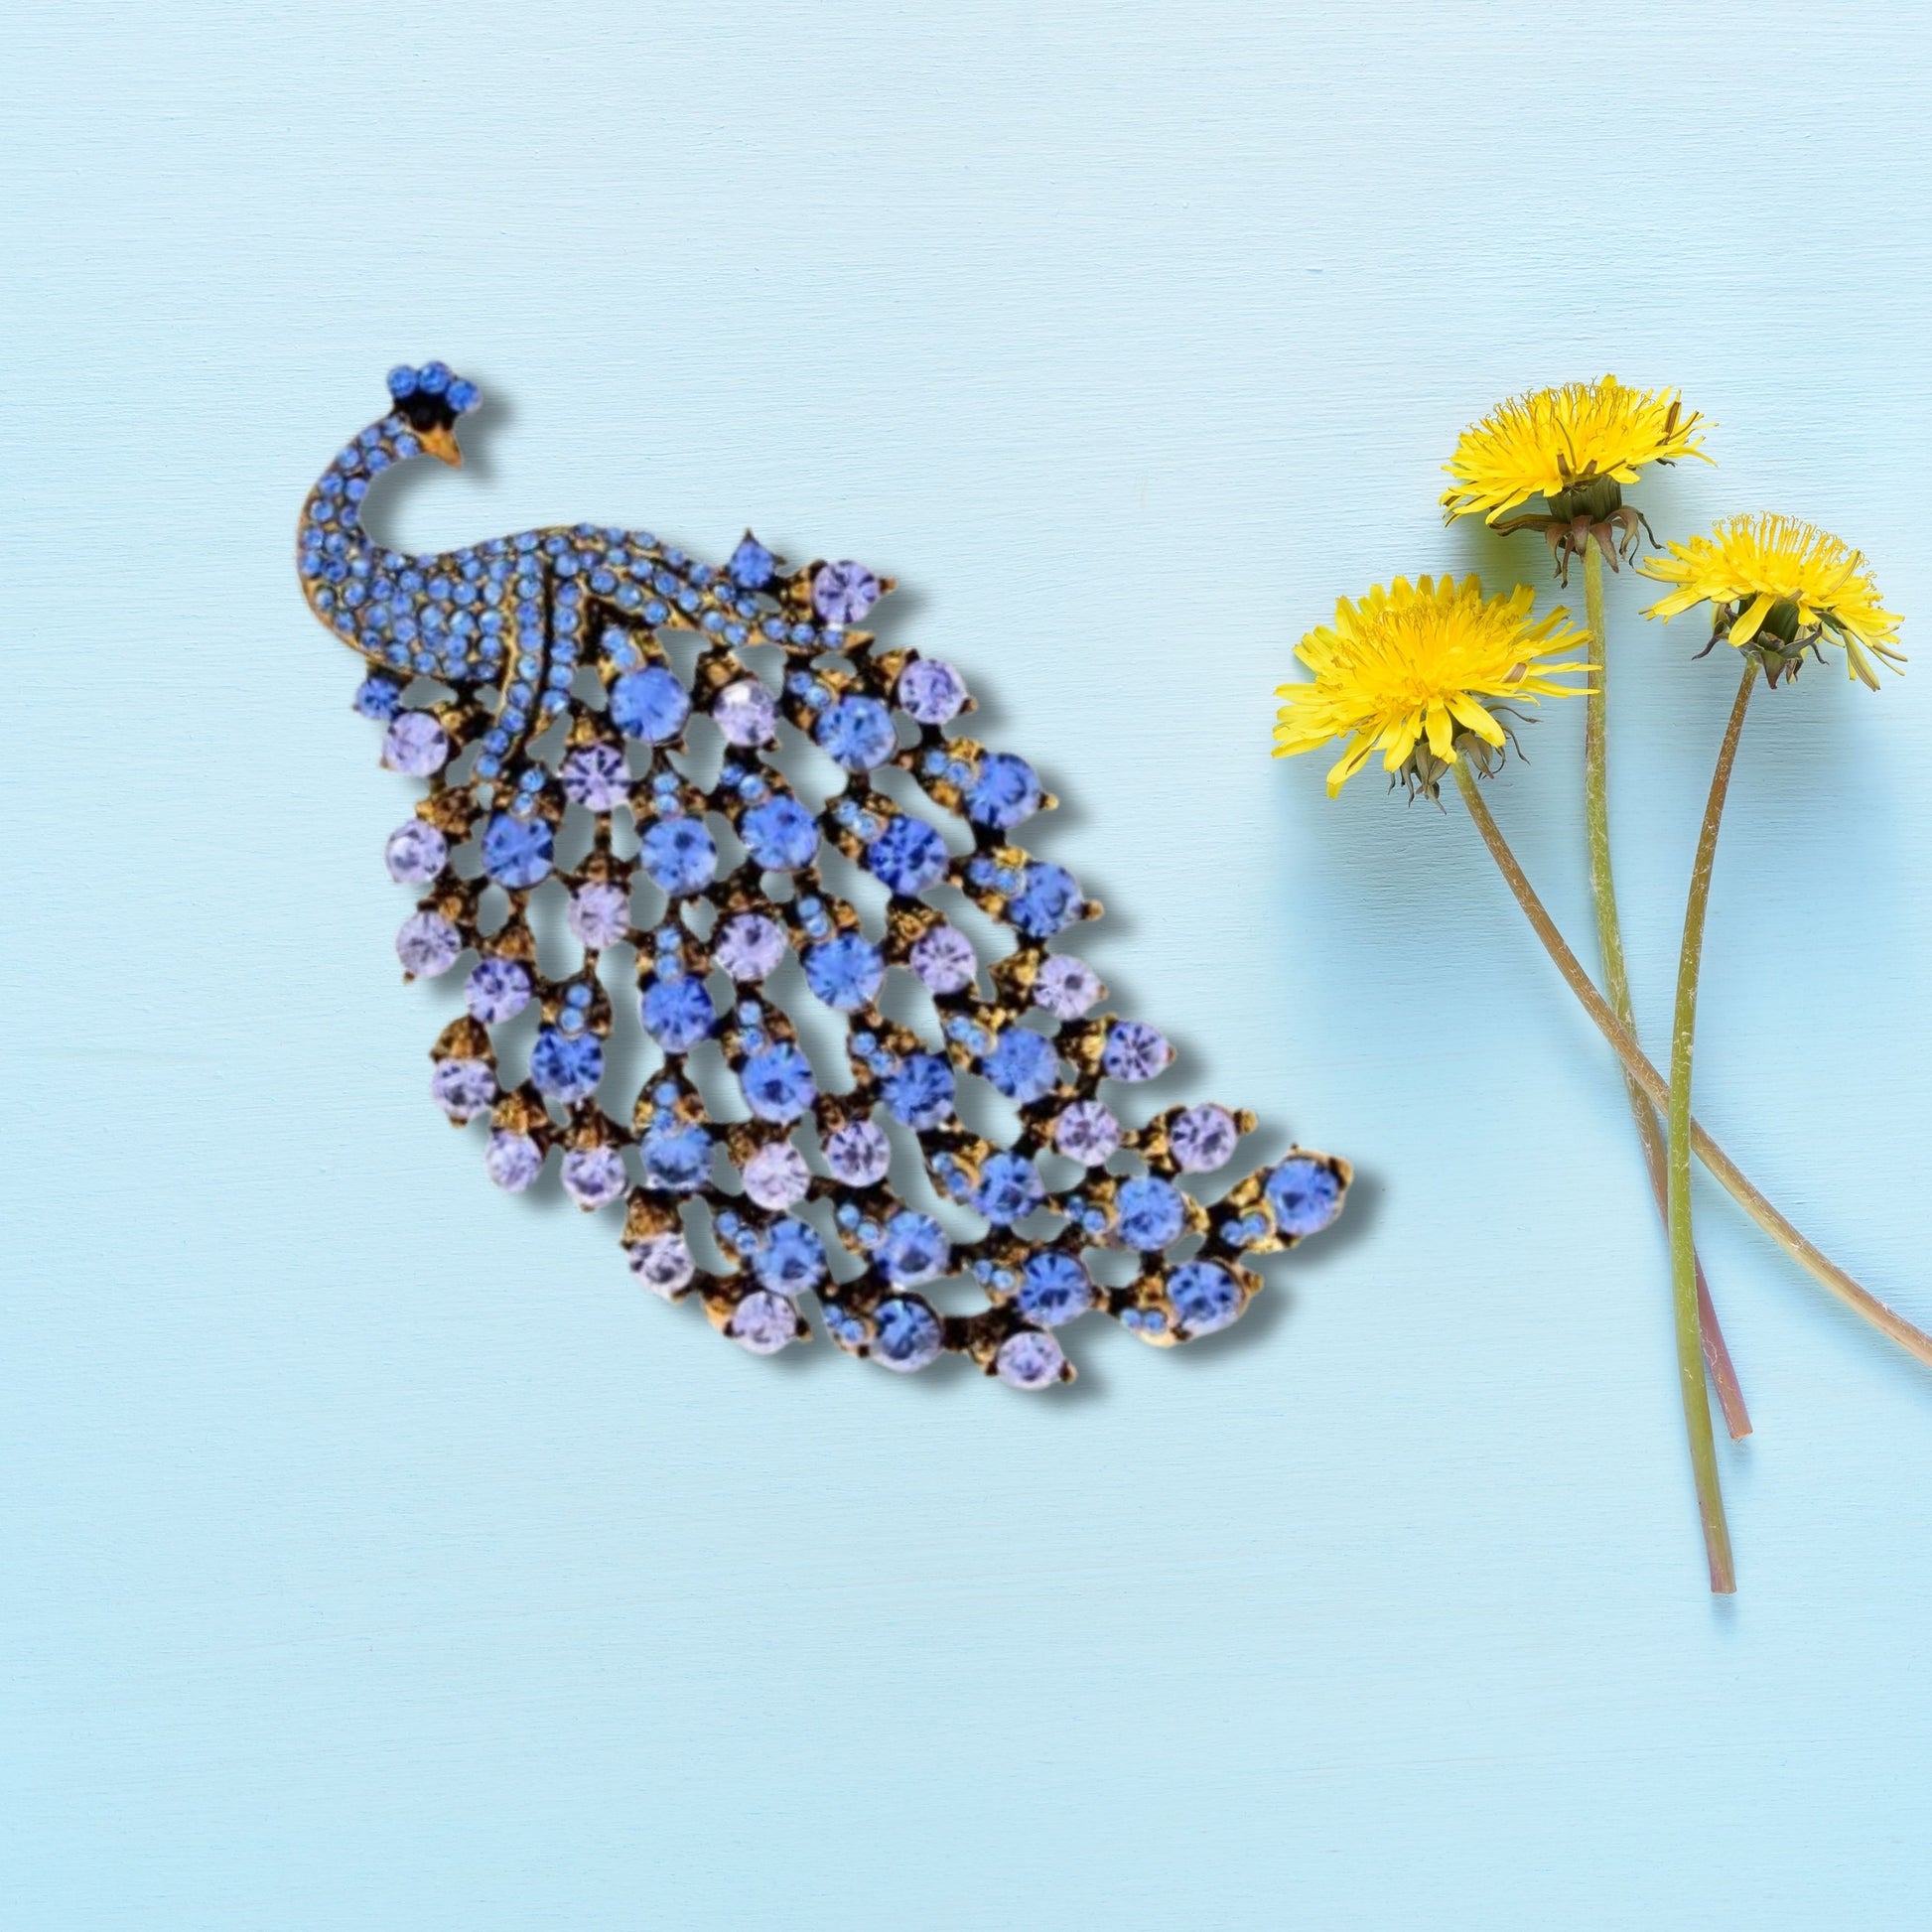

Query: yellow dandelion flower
[1442,377,1713,565]
[1639,512,1905,690]
[1274,574,1591,797]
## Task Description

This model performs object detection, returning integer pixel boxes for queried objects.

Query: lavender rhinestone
[823,1119,892,1187]
[743,1142,811,1210]
[1033,956,1102,1019]
[627,1232,695,1299]
[716,912,786,981]
[1103,1020,1173,1082]
[995,1329,1066,1390]
[561,743,630,811]
[812,560,882,626]
[467,956,532,1024]
[484,1129,543,1191]
[385,820,448,885]
[396,910,461,977]
[431,1058,496,1122]
[730,1289,799,1355]
[713,678,777,747]
[909,924,977,995]
[568,882,631,951]
[562,1145,628,1209]
[1054,1099,1120,1166]
[1170,1103,1239,1173]
[897,657,967,725]
[381,711,450,776]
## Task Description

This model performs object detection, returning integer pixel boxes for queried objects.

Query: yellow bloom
[1442,375,1712,525]
[1639,513,1905,690]
[1275,574,1591,797]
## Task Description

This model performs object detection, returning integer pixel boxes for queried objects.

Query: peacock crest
[297,363,1349,1387]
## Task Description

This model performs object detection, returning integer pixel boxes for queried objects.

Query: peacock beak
[418,422,463,467]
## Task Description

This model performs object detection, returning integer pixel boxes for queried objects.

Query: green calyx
[1544,475,1624,526]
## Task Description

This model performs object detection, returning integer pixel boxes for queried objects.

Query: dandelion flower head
[1275,574,1591,796]
[1442,376,1712,525]
[1640,513,1904,689]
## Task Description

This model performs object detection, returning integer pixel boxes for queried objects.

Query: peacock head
[383,361,482,467]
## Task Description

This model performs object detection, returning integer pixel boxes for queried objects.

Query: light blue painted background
[6,2,1932,1925]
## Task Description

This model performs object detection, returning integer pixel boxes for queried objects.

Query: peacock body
[297,362,1349,1387]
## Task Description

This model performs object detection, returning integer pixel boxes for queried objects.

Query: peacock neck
[297,414,439,648]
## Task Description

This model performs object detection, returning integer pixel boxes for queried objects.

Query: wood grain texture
[4,2,1931,1925]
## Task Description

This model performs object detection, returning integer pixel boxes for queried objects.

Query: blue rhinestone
[740,1043,816,1123]
[803,934,885,1013]
[815,695,898,772]
[639,818,718,896]
[754,1219,826,1295]
[882,1052,954,1129]
[742,796,819,872]
[1168,1262,1241,1335]
[1018,1252,1093,1327]
[1265,1157,1344,1237]
[866,817,949,896]
[610,666,690,744]
[641,977,716,1051]
[482,812,554,889]
[353,675,402,721]
[871,1297,943,1372]
[966,753,1042,830]
[975,1152,1045,1226]
[530,1027,603,1102]
[1116,1176,1185,1251]
[1008,863,1082,937]
[643,1123,712,1192]
[981,1028,1059,1104]
[876,1212,949,1287]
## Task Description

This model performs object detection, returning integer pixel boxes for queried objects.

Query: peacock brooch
[297,362,1350,1388]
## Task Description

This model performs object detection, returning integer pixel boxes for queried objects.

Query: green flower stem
[1663,656,1757,1593]
[1451,760,1932,1378]
[1583,543,1750,1442]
